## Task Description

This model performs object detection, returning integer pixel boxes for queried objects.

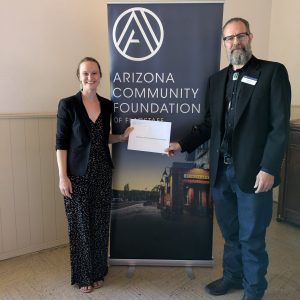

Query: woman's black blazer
[56,91,114,176]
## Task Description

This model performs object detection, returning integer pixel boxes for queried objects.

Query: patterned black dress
[64,114,112,287]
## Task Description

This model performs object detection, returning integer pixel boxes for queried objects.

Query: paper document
[128,119,171,154]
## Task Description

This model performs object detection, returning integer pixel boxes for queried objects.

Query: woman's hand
[120,126,134,141]
[109,127,134,143]
[59,176,73,198]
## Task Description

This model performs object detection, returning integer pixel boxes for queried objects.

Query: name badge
[241,76,257,86]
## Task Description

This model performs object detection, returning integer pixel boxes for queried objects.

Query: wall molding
[0,113,56,119]
[0,115,67,260]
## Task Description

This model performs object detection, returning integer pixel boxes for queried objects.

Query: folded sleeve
[260,63,291,175]
[55,99,72,150]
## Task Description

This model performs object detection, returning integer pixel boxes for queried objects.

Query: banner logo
[112,7,164,61]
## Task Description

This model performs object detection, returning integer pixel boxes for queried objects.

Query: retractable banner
[107,0,223,265]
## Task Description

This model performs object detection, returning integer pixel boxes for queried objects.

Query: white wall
[0,0,299,259]
[269,0,300,109]
[0,0,110,113]
[0,0,299,115]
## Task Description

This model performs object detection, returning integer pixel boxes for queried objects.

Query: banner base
[109,258,214,267]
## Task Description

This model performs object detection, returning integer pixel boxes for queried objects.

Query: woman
[56,57,132,293]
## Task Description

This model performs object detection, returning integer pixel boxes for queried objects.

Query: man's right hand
[165,142,182,157]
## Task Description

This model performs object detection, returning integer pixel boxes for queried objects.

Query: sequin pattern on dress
[64,114,112,287]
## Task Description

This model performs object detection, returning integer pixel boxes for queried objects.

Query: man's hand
[254,170,274,193]
[165,142,182,156]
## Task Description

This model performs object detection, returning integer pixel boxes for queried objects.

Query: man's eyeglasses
[223,32,250,42]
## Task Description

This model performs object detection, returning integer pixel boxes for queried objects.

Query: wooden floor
[0,204,299,300]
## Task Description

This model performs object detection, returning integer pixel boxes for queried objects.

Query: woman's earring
[80,81,83,91]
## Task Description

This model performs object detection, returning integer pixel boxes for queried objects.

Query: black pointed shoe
[205,277,243,296]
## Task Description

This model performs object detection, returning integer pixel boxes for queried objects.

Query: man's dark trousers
[212,162,273,299]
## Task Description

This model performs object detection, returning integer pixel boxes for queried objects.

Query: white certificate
[128,119,171,154]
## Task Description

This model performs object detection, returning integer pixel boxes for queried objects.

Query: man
[166,18,291,300]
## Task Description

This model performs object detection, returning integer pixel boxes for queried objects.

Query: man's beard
[227,44,252,66]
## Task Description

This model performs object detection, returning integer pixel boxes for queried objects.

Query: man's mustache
[231,45,245,53]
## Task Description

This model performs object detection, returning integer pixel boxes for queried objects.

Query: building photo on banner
[107,0,224,267]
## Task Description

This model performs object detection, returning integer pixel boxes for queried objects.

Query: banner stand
[109,258,213,267]
[109,259,213,279]
[107,0,223,268]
